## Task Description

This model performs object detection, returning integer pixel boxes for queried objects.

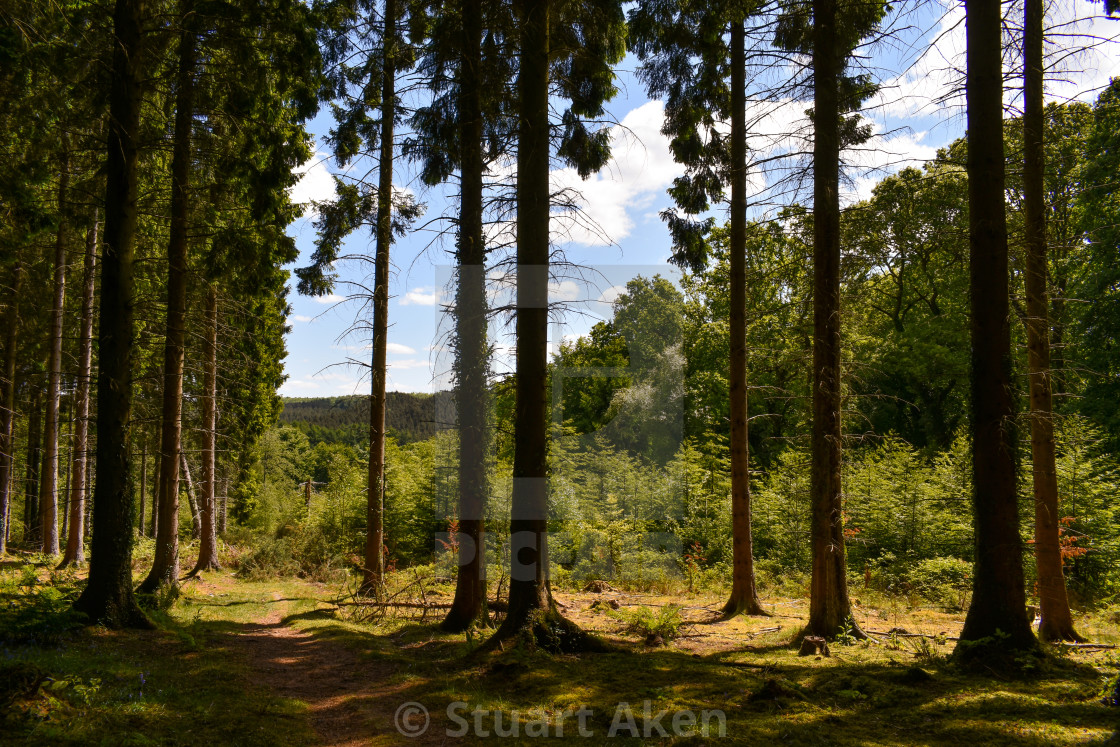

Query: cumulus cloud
[872,1,1119,121]
[281,379,319,393]
[598,284,627,305]
[333,341,417,355]
[387,358,431,370]
[549,100,683,247]
[289,152,338,217]
[290,314,312,323]
[311,293,347,305]
[400,287,442,306]
[548,279,583,302]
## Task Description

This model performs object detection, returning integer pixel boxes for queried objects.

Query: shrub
[615,604,685,643]
[909,556,972,610]
[0,570,81,645]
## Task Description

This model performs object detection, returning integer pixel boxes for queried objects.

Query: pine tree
[1022,0,1082,643]
[73,0,151,628]
[297,0,425,592]
[629,0,769,618]
[953,0,1038,659]
[482,0,625,651]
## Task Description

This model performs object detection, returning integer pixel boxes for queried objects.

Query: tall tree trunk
[24,388,43,545]
[955,0,1036,656]
[73,0,150,628]
[218,475,228,536]
[807,0,860,640]
[138,439,146,538]
[0,259,23,556]
[60,214,98,567]
[139,7,195,593]
[442,0,489,633]
[725,17,766,618]
[149,444,159,538]
[40,152,71,556]
[192,285,220,572]
[484,0,592,653]
[181,450,200,540]
[362,0,397,593]
[85,460,94,540]
[1023,0,1081,643]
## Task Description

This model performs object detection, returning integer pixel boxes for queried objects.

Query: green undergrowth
[1,560,315,746]
[2,559,1119,745]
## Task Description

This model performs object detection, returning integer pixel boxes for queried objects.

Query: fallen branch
[716,660,778,669]
[335,601,453,610]
[866,629,960,642]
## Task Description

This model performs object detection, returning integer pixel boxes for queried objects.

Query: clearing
[2,561,1119,745]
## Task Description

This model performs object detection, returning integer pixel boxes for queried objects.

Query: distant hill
[280,392,455,446]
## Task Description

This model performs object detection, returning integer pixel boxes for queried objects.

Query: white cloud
[400,286,442,306]
[597,284,627,305]
[549,100,683,247]
[333,341,417,355]
[281,379,319,392]
[289,152,338,217]
[548,280,582,302]
[290,314,312,323]
[872,1,1119,121]
[312,293,346,305]
[387,358,431,370]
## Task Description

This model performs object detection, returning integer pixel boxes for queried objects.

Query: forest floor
[1,554,1119,745]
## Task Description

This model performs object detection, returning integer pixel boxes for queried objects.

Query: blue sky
[279,0,1119,397]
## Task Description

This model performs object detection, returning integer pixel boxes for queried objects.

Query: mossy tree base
[73,591,152,630]
[189,559,222,577]
[951,635,1043,674]
[721,594,770,619]
[1038,620,1086,644]
[440,604,490,634]
[480,607,608,655]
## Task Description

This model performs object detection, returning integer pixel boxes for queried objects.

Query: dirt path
[222,593,432,747]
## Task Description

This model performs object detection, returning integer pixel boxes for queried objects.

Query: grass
[1,551,1118,745]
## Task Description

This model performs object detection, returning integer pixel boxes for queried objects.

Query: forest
[2,0,1120,743]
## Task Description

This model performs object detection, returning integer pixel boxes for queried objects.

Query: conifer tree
[954,0,1038,658]
[630,0,769,618]
[482,0,625,651]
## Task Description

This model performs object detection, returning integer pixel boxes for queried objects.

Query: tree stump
[798,636,830,657]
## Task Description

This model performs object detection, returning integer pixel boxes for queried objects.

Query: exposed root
[720,594,771,620]
[479,607,611,655]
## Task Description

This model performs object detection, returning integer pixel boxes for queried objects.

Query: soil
[220,592,442,747]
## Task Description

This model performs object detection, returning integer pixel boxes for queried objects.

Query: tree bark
[442,0,489,633]
[483,0,593,653]
[181,450,200,540]
[0,259,23,555]
[149,443,159,538]
[362,0,397,593]
[192,285,220,572]
[40,151,70,556]
[955,0,1036,655]
[725,17,766,618]
[60,213,98,567]
[1022,0,1081,643]
[807,0,860,640]
[218,475,227,535]
[138,439,146,538]
[139,6,195,593]
[23,387,43,545]
[73,0,150,628]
